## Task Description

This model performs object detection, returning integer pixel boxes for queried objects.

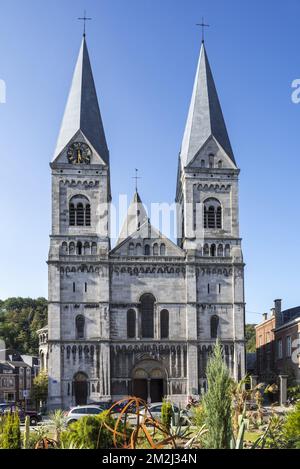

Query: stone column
[250,375,258,390]
[279,375,288,406]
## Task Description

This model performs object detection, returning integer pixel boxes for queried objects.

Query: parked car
[66,405,105,425]
[139,402,190,426]
[0,403,42,426]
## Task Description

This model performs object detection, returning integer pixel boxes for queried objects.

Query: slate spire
[117,191,148,243]
[53,36,109,163]
[180,42,235,167]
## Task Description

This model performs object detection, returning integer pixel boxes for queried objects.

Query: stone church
[39,33,245,409]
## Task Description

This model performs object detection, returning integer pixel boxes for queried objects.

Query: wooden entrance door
[150,379,164,402]
[133,379,148,401]
[74,373,88,405]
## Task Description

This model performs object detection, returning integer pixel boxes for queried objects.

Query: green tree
[202,340,233,449]
[245,324,256,353]
[0,297,47,355]
[31,370,48,408]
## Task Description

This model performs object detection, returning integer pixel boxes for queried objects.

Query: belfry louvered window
[69,196,91,227]
[204,198,222,229]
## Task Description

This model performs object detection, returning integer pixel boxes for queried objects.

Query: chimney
[274,299,282,328]
[262,313,268,321]
[270,308,276,317]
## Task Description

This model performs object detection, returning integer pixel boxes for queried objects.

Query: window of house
[144,244,150,256]
[286,336,292,358]
[278,339,283,359]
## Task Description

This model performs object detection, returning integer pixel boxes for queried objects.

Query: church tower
[47,36,111,409]
[176,40,245,382]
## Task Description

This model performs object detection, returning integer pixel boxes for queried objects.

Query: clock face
[67,142,92,164]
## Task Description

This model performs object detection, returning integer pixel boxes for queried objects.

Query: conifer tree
[202,340,233,449]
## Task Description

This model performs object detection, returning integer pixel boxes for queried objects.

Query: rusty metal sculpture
[35,437,58,449]
[103,396,176,449]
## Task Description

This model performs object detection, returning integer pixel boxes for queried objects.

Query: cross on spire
[78,10,92,37]
[196,17,210,43]
[132,168,141,193]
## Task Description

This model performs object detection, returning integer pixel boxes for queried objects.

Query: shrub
[283,402,300,448]
[202,340,233,449]
[191,404,206,428]
[161,400,172,430]
[61,411,122,449]
[1,412,21,449]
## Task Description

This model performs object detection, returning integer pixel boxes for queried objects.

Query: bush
[0,412,21,449]
[61,411,122,449]
[161,400,172,430]
[283,402,300,448]
[191,404,206,428]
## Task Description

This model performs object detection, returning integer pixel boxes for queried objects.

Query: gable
[111,221,185,258]
[188,136,236,170]
[51,130,108,166]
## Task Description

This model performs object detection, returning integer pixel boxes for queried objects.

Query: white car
[66,405,104,425]
[139,402,189,426]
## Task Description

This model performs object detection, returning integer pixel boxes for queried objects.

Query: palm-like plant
[49,409,66,445]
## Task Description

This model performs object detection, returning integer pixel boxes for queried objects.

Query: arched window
[85,205,91,226]
[61,242,68,254]
[129,243,135,256]
[210,244,216,257]
[201,159,205,168]
[217,244,224,257]
[77,203,84,226]
[69,195,91,227]
[153,243,159,256]
[204,198,222,229]
[218,160,223,168]
[209,153,214,168]
[203,244,209,256]
[69,204,76,226]
[136,243,142,256]
[69,242,75,255]
[84,242,90,255]
[77,241,82,255]
[160,310,169,339]
[140,294,155,338]
[144,244,150,256]
[91,242,97,255]
[160,243,166,256]
[225,244,231,257]
[76,315,85,339]
[211,315,219,339]
[127,309,136,338]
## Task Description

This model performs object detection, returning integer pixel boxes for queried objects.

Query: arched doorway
[74,372,88,405]
[132,360,167,403]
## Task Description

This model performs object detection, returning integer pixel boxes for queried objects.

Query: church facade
[40,35,245,410]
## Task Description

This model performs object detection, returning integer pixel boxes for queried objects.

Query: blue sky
[1,0,300,324]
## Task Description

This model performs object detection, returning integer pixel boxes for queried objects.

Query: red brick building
[256,300,300,384]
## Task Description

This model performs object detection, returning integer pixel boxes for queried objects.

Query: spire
[117,191,148,243]
[180,42,235,167]
[53,36,109,163]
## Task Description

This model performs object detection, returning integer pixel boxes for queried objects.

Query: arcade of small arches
[60,241,97,256]
[128,242,166,257]
[202,242,231,257]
